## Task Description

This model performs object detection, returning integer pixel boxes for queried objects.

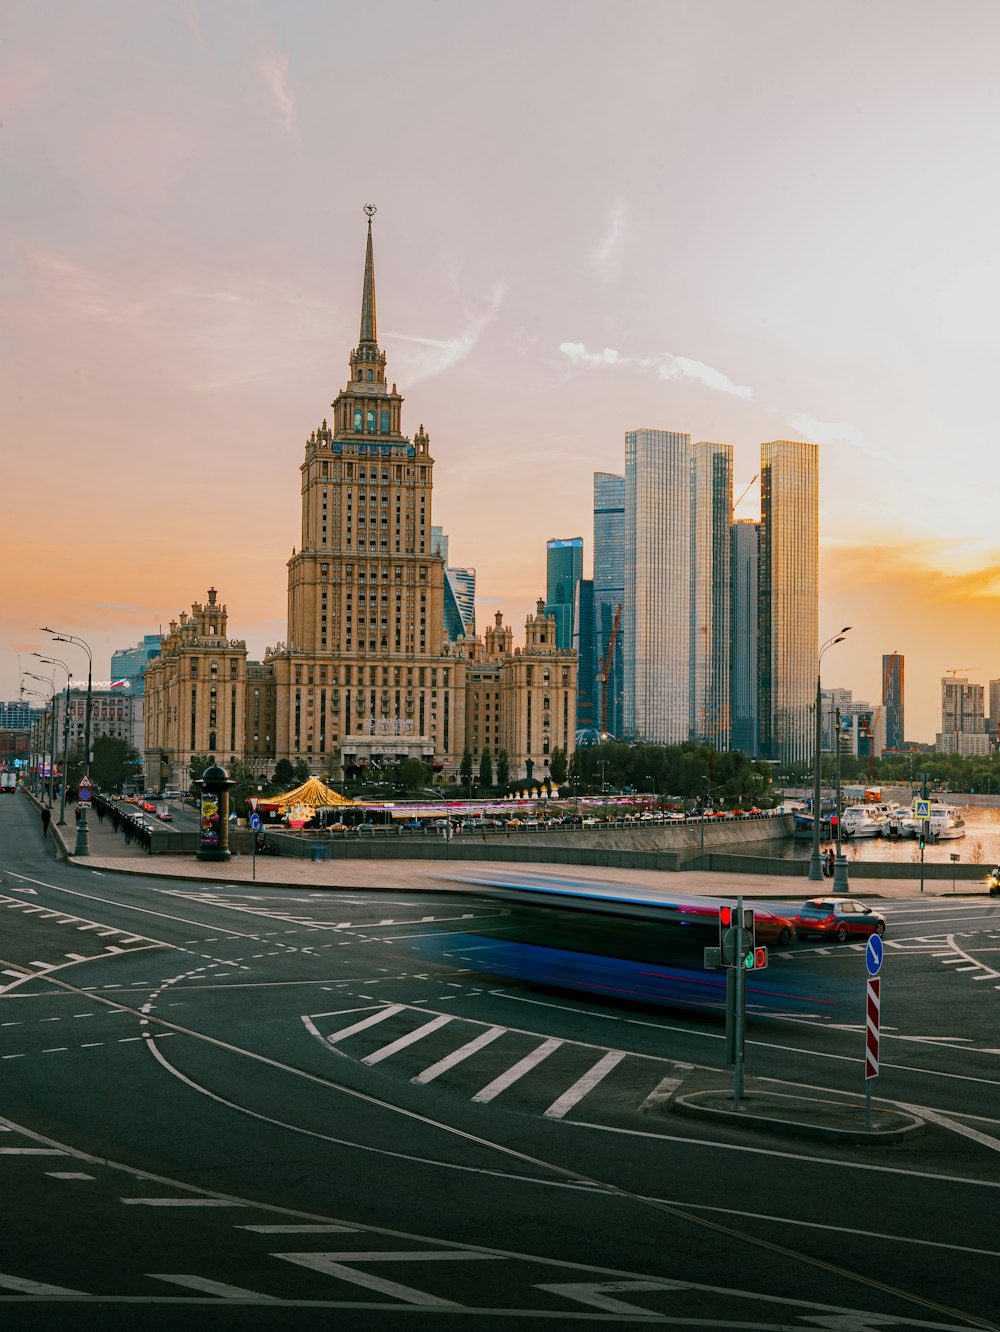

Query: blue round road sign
[866,933,884,976]
[250,813,260,831]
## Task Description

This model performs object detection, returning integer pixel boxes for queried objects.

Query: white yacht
[838,804,885,839]
[926,802,966,840]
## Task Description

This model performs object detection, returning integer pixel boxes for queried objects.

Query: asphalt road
[2,793,999,1330]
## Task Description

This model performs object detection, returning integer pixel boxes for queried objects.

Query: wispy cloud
[590,198,627,280]
[390,282,507,384]
[788,413,879,456]
[257,53,296,132]
[658,354,752,399]
[559,341,752,399]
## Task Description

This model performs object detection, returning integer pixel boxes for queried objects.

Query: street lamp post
[832,706,850,891]
[35,654,72,826]
[809,628,851,882]
[700,776,725,859]
[42,629,93,856]
[26,671,58,810]
[22,687,49,800]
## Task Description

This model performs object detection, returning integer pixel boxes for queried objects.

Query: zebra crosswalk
[303,1003,695,1122]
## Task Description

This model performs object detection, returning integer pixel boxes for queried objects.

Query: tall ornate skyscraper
[593,472,625,739]
[757,439,818,765]
[690,441,733,748]
[144,211,575,790]
[624,429,692,744]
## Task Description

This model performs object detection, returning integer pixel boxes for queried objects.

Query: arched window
[208,730,217,750]
[380,410,389,433]
[366,369,373,381]
[367,410,375,433]
[357,370,363,380]
[353,409,363,432]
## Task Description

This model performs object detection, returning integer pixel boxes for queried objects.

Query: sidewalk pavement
[38,796,982,900]
[33,792,937,1143]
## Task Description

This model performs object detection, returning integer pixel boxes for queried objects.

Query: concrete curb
[673,1087,925,1144]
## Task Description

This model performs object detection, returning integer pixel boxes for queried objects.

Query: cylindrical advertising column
[195,763,235,862]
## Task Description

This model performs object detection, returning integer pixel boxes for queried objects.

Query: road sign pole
[733,895,745,1106]
[864,933,883,1128]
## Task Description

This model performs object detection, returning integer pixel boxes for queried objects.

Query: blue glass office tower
[690,442,733,748]
[111,634,162,696]
[882,653,904,751]
[593,472,625,739]
[625,430,691,744]
[545,537,583,651]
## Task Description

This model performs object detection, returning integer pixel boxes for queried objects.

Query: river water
[763,803,1000,868]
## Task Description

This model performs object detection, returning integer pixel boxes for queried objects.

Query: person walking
[40,807,51,837]
[825,846,835,879]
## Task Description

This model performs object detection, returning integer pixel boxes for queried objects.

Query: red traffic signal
[720,905,733,927]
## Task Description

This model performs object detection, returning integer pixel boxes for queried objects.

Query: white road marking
[412,1026,507,1085]
[323,1005,406,1044]
[472,1037,563,1104]
[239,1224,358,1234]
[539,1279,686,1312]
[362,1014,454,1065]
[150,1274,275,1299]
[640,1071,692,1108]
[45,1171,94,1180]
[122,1197,245,1207]
[544,1050,627,1120]
[0,1273,87,1295]
[0,1148,67,1155]
[276,1250,499,1306]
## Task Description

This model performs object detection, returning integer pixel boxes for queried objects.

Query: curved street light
[25,671,58,810]
[20,685,49,799]
[809,627,851,882]
[42,629,93,856]
[34,653,72,826]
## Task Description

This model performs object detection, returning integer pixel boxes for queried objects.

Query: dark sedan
[794,898,886,943]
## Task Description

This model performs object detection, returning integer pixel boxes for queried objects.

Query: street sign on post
[865,977,880,1080]
[248,796,259,812]
[79,775,92,789]
[250,813,261,831]
[866,933,883,976]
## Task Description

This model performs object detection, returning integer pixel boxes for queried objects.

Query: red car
[794,898,887,943]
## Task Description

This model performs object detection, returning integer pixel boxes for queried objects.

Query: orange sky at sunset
[6,2,1000,742]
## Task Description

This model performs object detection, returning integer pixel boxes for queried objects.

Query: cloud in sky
[590,198,627,280]
[257,52,297,132]
[559,341,752,399]
[788,413,879,456]
[390,282,507,384]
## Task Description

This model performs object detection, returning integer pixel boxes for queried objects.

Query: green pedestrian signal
[743,945,767,970]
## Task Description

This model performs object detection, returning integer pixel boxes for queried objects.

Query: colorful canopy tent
[257,777,356,812]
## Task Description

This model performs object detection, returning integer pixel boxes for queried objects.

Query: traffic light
[719,904,733,948]
[919,827,926,851]
[744,945,768,970]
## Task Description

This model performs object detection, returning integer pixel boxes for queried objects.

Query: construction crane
[732,474,758,518]
[596,604,622,741]
[945,667,980,678]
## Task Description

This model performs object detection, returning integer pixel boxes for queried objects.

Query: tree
[460,747,473,789]
[495,749,510,790]
[478,747,493,789]
[399,757,429,791]
[188,754,214,791]
[549,748,568,786]
[91,736,141,793]
[294,759,311,784]
[273,758,296,788]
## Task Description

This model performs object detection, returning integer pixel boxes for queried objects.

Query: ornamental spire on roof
[359,203,378,349]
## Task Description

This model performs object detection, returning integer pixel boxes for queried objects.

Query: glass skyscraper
[593,472,625,739]
[758,440,818,766]
[545,537,583,651]
[625,429,692,744]
[730,518,759,757]
[882,652,904,750]
[573,578,596,733]
[690,441,733,748]
[110,634,162,696]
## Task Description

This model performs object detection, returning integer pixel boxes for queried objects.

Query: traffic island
[671,1077,924,1144]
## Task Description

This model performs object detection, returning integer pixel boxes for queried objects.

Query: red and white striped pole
[865,976,880,1126]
